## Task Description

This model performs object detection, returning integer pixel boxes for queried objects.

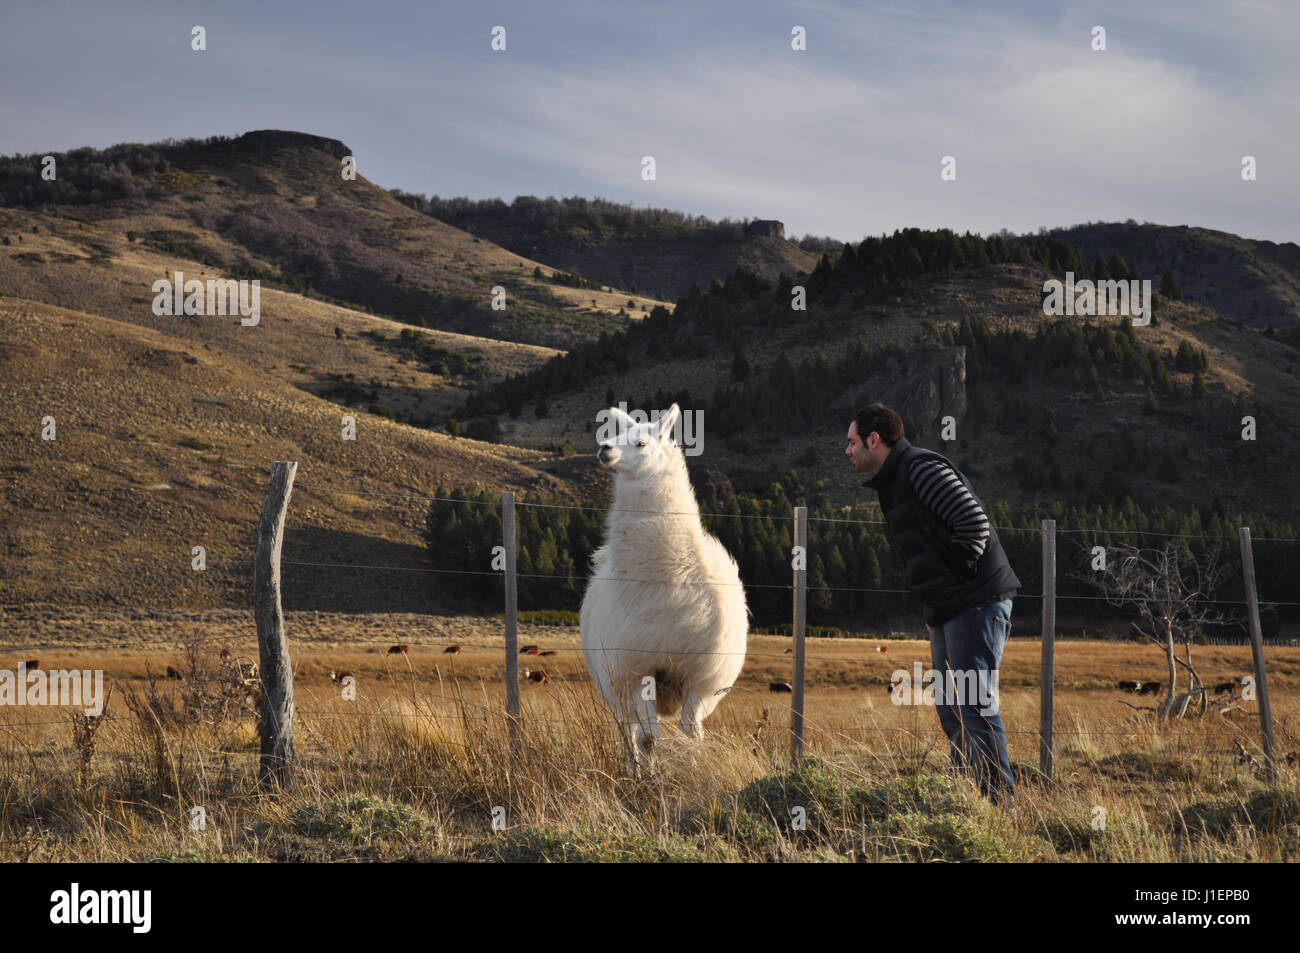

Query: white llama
[580,403,749,767]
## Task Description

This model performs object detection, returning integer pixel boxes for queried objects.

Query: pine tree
[863,545,883,589]
[1089,364,1105,401]
[1108,252,1131,280]
[1041,408,1059,444]
[1192,367,1208,397]
[809,554,832,614]
[827,545,848,596]
[732,350,751,382]
[1160,269,1183,300]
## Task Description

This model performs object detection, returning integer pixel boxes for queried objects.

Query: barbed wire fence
[1,465,1295,786]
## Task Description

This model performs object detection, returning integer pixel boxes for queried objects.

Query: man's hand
[945,548,979,580]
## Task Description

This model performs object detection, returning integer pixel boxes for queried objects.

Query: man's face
[846,420,887,474]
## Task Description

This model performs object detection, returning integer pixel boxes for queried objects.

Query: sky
[2,0,1297,246]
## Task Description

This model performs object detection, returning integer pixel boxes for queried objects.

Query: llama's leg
[633,699,660,772]
[613,689,643,777]
[679,694,705,739]
[617,718,641,777]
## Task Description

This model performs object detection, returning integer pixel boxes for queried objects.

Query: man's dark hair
[853,403,904,448]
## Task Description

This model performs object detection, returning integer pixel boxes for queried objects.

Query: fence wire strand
[1,478,1294,773]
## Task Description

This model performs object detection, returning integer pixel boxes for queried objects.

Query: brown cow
[330,670,355,686]
[388,644,410,655]
[1138,681,1164,696]
[769,681,793,694]
[220,648,233,661]
[443,645,462,654]
[1116,680,1142,693]
[519,645,540,655]
[522,668,550,684]
[19,659,39,670]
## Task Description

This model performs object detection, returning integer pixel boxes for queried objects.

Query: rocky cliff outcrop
[830,343,967,441]
[745,219,785,239]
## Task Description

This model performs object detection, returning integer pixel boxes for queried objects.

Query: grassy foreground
[1,634,1297,863]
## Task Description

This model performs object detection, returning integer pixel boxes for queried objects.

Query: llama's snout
[598,443,621,466]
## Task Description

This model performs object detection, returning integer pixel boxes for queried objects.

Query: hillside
[0,296,582,613]
[1042,222,1300,330]
[389,192,822,302]
[458,231,1300,528]
[3,129,1298,620]
[0,130,672,349]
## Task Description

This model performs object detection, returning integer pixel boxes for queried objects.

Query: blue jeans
[927,598,1015,804]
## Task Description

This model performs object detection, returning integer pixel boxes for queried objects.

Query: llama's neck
[610,459,699,525]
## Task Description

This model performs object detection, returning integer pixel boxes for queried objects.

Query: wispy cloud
[1,0,1294,243]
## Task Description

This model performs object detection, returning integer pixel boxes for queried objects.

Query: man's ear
[656,403,680,442]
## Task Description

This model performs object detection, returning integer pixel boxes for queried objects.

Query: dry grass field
[2,614,1297,862]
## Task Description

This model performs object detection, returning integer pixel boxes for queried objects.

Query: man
[846,402,1020,803]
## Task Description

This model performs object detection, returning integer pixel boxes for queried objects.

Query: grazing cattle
[443,645,462,654]
[19,659,39,670]
[220,648,232,661]
[876,645,887,653]
[330,670,355,686]
[769,681,793,694]
[539,650,558,657]
[1138,681,1164,696]
[519,645,540,655]
[1116,680,1142,693]
[888,678,904,699]
[523,668,550,684]
[387,644,410,655]
[166,665,184,680]
[784,648,793,655]
[1212,680,1238,696]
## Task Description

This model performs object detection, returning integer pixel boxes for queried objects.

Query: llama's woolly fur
[580,404,749,753]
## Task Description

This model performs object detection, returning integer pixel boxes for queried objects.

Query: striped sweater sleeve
[907,457,990,574]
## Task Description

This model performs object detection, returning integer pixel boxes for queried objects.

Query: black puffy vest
[863,437,1021,627]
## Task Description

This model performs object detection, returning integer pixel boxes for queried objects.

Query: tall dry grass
[1,636,1297,862]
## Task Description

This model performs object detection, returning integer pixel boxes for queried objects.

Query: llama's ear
[657,403,680,441]
[609,406,636,431]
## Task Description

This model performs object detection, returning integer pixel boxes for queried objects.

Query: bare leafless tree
[1077,540,1238,719]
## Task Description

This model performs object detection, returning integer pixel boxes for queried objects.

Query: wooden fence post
[503,492,521,758]
[1239,527,1279,784]
[791,506,807,767]
[255,460,297,791]
[1039,519,1056,781]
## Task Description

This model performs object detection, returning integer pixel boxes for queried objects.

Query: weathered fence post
[1239,526,1279,784]
[791,506,807,766]
[502,492,521,758]
[255,460,297,791]
[1039,519,1056,781]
